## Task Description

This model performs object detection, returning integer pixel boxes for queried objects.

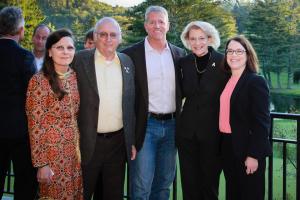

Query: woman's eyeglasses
[226,49,246,55]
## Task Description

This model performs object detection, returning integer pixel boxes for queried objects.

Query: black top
[178,47,228,147]
[194,52,210,74]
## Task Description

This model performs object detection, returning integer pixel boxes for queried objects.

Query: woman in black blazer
[177,21,228,200]
[219,35,272,200]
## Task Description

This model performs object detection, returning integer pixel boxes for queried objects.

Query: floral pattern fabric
[26,70,83,200]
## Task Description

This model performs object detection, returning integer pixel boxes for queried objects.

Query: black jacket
[0,39,35,139]
[229,69,272,159]
[178,47,228,143]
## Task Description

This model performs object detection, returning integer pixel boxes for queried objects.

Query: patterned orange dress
[26,69,83,200]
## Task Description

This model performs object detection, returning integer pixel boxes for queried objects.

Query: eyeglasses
[95,32,118,39]
[52,45,75,52]
[226,49,246,55]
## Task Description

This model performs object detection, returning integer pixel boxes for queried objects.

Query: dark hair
[42,28,74,100]
[32,24,51,37]
[0,6,24,36]
[224,35,259,73]
[84,28,94,42]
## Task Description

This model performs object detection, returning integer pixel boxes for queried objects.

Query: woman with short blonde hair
[177,21,228,199]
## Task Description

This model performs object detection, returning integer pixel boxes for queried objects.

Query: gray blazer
[72,49,135,165]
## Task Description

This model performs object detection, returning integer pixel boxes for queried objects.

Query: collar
[95,49,120,65]
[144,36,170,53]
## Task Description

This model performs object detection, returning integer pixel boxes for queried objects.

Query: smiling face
[226,40,247,74]
[187,28,210,57]
[144,11,169,42]
[48,36,75,69]
[94,21,121,58]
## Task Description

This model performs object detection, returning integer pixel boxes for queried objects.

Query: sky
[98,0,145,7]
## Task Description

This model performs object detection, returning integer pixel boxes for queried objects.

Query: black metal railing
[268,112,300,200]
[3,112,300,200]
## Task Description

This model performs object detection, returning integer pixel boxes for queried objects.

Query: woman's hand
[37,165,54,184]
[245,156,258,175]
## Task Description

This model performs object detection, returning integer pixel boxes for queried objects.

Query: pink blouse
[219,75,240,134]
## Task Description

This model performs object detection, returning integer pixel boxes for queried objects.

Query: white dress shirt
[144,37,176,114]
[34,56,44,72]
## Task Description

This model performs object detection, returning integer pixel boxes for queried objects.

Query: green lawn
[269,71,300,96]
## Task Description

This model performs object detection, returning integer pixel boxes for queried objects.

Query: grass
[269,71,300,97]
[273,119,296,140]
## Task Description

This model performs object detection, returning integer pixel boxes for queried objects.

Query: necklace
[56,68,71,79]
[193,52,211,74]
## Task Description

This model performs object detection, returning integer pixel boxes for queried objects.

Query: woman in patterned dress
[26,29,83,200]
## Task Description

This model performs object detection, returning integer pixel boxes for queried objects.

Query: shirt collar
[144,36,170,53]
[95,48,120,65]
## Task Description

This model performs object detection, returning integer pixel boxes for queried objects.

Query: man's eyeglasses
[52,45,75,52]
[95,32,118,39]
[226,49,246,55]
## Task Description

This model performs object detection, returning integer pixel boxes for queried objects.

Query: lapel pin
[124,66,130,73]
[212,62,216,67]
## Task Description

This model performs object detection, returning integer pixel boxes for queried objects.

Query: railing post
[7,162,11,194]
[268,115,274,200]
[283,142,287,200]
[297,119,300,200]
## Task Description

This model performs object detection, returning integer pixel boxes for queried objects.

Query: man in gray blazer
[72,17,136,200]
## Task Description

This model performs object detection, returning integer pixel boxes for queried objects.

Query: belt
[97,129,123,138]
[148,112,176,121]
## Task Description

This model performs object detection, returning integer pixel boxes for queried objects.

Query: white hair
[94,17,122,41]
[180,21,220,50]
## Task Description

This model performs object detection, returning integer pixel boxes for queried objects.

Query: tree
[242,0,300,89]
[124,0,237,49]
[1,0,45,49]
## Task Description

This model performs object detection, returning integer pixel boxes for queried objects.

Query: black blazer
[0,39,35,139]
[122,40,186,151]
[178,47,228,143]
[229,69,272,159]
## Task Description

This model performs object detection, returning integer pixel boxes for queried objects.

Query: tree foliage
[1,0,45,49]
[1,0,298,90]
[238,0,300,89]
[125,0,237,49]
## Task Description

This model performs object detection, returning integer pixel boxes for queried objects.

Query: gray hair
[0,6,24,37]
[32,24,51,37]
[181,21,220,50]
[94,17,122,41]
[145,5,169,23]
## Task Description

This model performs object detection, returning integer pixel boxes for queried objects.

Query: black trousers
[82,130,126,200]
[178,135,221,200]
[220,134,266,200]
[0,138,37,200]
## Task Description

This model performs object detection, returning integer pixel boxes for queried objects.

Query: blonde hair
[181,21,220,50]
